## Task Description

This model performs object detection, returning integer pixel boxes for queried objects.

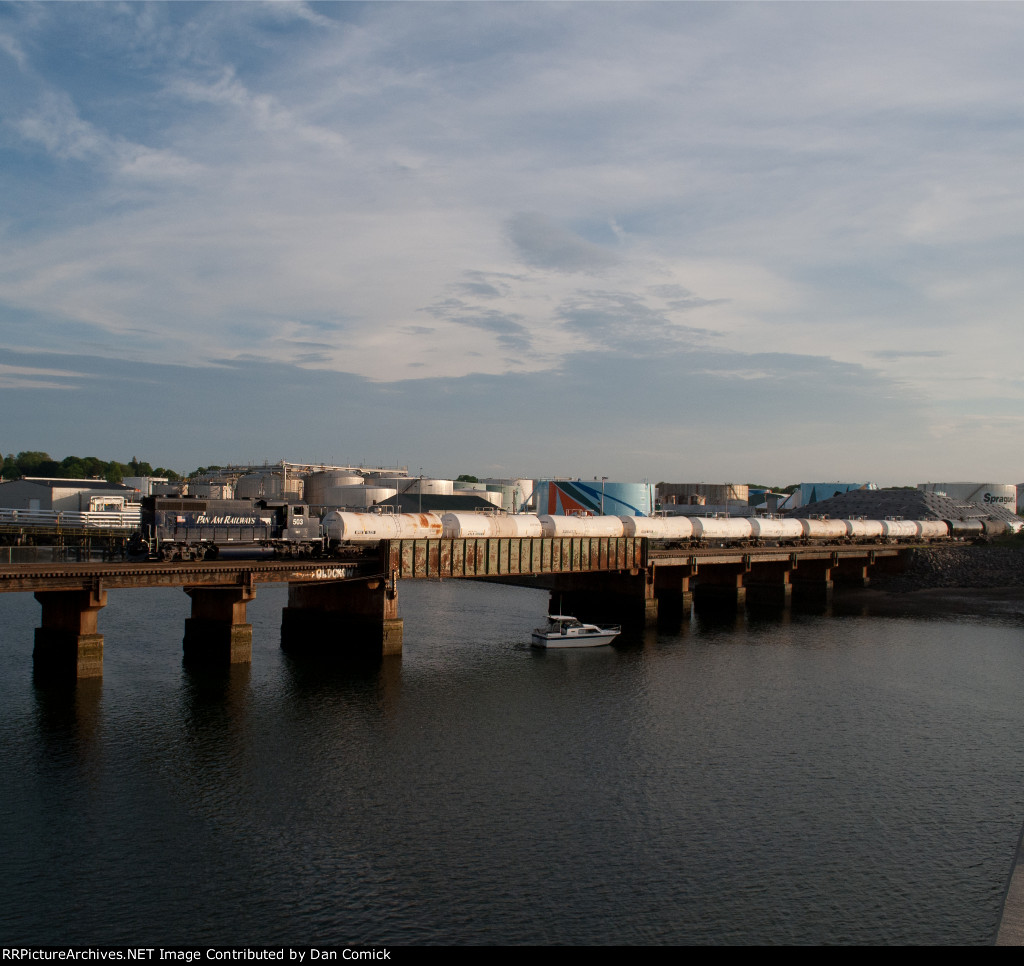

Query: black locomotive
[129,496,325,561]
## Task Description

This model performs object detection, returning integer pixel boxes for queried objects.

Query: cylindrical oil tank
[845,519,884,541]
[918,482,1017,511]
[538,515,626,538]
[378,477,455,496]
[323,511,444,542]
[187,480,234,499]
[691,517,753,542]
[304,472,365,506]
[317,484,396,509]
[798,519,849,541]
[235,472,302,501]
[748,518,803,542]
[620,516,695,540]
[441,513,544,539]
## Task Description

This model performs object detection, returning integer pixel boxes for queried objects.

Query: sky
[1,1,1023,487]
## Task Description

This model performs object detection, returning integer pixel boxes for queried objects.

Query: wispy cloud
[1,2,1023,481]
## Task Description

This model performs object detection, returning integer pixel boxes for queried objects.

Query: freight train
[128,496,1007,561]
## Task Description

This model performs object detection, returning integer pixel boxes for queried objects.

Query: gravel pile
[875,545,1024,592]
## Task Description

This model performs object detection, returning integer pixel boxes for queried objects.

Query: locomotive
[129,496,1005,562]
[129,496,325,561]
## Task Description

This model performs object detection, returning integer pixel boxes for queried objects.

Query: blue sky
[1,1,1022,485]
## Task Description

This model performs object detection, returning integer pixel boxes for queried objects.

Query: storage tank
[235,472,303,501]
[378,477,455,496]
[917,482,1017,511]
[188,479,234,500]
[304,472,365,507]
[536,480,654,516]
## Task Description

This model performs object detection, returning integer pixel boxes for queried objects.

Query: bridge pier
[832,559,871,588]
[745,564,793,609]
[33,588,106,679]
[654,565,694,627]
[791,559,834,604]
[693,565,747,611]
[183,586,255,665]
[281,576,403,660]
[544,569,657,628]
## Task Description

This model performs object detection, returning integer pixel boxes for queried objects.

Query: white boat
[530,615,621,648]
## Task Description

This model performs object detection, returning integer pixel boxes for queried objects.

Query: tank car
[748,517,803,545]
[798,518,848,542]
[538,514,627,538]
[620,515,695,542]
[690,517,754,545]
[323,511,444,544]
[844,519,884,542]
[441,512,544,539]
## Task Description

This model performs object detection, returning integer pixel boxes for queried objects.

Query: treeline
[1,451,182,484]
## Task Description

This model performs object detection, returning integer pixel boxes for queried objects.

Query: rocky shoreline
[840,544,1024,618]
[872,544,1024,593]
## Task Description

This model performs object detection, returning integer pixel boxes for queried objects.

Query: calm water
[1,580,1023,945]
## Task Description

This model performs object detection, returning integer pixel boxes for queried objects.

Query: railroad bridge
[0,536,905,680]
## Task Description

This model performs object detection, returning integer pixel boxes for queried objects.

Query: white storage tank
[304,472,365,507]
[918,482,1017,511]
[235,472,302,501]
[378,477,455,496]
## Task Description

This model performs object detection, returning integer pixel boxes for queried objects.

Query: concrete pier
[745,563,794,609]
[693,564,748,610]
[653,566,694,627]
[790,559,834,604]
[183,585,255,665]
[281,576,403,659]
[543,568,658,628]
[33,588,107,679]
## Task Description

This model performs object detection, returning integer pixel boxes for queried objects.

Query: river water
[1,580,1022,945]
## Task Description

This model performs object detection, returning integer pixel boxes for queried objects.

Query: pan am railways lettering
[194,514,264,525]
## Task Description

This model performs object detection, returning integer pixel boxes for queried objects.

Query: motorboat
[530,614,621,648]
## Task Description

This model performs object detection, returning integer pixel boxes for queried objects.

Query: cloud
[506,213,619,274]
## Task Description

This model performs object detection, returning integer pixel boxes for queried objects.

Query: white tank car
[691,517,754,542]
[538,515,627,538]
[880,520,919,541]
[748,518,803,542]
[441,513,544,539]
[323,511,444,543]
[798,519,849,541]
[845,519,884,541]
[620,516,695,540]
[916,520,950,541]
